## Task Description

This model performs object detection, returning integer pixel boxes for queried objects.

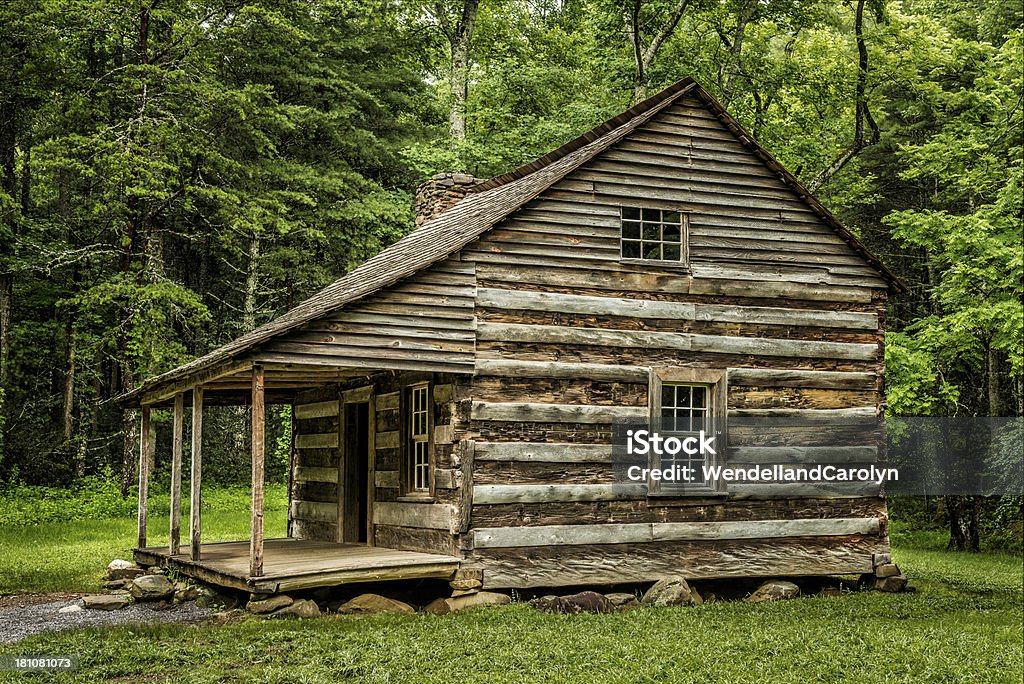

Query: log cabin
[124,77,901,595]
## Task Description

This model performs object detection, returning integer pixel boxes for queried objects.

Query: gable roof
[122,77,900,404]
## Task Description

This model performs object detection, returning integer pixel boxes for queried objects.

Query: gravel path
[0,596,216,644]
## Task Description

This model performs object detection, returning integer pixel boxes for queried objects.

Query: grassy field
[0,494,1021,683]
[0,485,288,594]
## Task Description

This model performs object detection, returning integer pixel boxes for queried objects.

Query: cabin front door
[340,401,371,544]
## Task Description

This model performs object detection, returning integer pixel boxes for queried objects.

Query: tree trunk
[445,0,479,142]
[946,495,980,552]
[0,274,10,390]
[233,230,262,460]
[625,1,646,103]
[805,0,879,192]
[243,232,260,332]
[62,318,78,475]
[987,344,1000,417]
[625,0,691,105]
[120,378,137,497]
[720,0,757,107]
[0,94,16,467]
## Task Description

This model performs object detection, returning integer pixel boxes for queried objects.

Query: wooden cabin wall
[370,372,463,556]
[456,95,890,589]
[290,373,465,556]
[290,385,344,542]
[464,94,885,290]
[252,258,476,375]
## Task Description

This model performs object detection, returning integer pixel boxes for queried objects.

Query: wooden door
[340,401,370,544]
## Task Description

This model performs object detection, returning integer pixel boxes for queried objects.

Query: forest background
[0,0,1020,551]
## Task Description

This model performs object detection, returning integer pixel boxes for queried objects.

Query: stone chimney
[415,172,484,226]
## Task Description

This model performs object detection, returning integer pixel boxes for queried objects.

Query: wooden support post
[250,366,265,578]
[169,393,184,555]
[137,406,152,549]
[190,386,204,561]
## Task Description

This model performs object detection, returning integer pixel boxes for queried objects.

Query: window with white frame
[406,383,431,494]
[620,207,688,264]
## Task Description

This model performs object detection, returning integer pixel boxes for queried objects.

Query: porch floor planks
[134,538,460,593]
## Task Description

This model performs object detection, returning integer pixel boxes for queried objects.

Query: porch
[134,538,461,594]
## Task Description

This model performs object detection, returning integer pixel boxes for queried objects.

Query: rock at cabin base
[194,586,219,608]
[642,576,703,607]
[875,575,909,592]
[449,578,483,592]
[605,593,641,610]
[424,591,511,615]
[83,594,130,610]
[103,579,131,590]
[173,584,202,604]
[129,575,175,602]
[336,594,415,615]
[104,559,146,582]
[746,580,801,603]
[58,603,84,614]
[246,594,293,614]
[274,599,320,618]
[875,563,901,578]
[530,591,613,614]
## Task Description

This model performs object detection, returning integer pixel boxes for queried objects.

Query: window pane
[645,244,662,260]
[692,387,706,408]
[642,208,660,221]
[663,210,681,224]
[622,240,641,259]
[642,223,660,240]
[662,385,675,409]
[678,388,691,408]
[664,243,681,261]
[662,222,680,242]
[622,220,641,239]
[622,207,641,220]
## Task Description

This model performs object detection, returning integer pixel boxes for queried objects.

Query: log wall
[286,92,892,589]
[456,93,890,589]
[290,373,466,556]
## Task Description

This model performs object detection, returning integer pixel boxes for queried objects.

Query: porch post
[136,405,151,548]
[169,392,184,555]
[190,386,204,561]
[250,365,265,577]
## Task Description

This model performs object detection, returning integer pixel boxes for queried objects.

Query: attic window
[620,207,688,265]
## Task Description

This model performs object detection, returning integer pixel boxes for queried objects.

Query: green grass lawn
[0,486,288,594]
[0,497,1021,683]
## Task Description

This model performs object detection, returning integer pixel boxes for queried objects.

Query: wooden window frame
[399,381,434,501]
[647,368,727,497]
[619,206,690,269]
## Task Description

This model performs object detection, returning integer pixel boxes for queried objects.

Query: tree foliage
[0,0,1020,547]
